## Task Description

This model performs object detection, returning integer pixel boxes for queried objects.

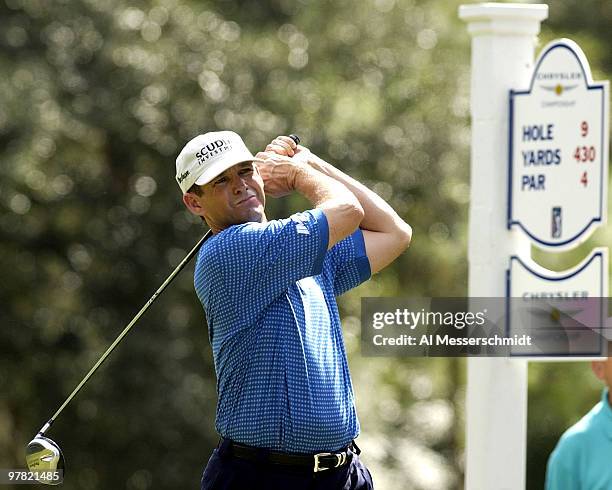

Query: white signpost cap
[459,3,548,35]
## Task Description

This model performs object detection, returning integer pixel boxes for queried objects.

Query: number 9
[581,121,588,137]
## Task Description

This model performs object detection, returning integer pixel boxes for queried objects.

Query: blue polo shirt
[194,208,371,453]
[545,388,612,490]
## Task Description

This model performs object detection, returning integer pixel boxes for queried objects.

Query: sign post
[459,4,548,489]
[507,39,609,359]
[461,3,609,489]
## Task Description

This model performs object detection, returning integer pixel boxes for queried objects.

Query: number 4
[580,171,588,187]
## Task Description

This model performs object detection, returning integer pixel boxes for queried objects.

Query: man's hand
[265,135,297,157]
[256,135,311,198]
[255,152,301,198]
[264,135,313,163]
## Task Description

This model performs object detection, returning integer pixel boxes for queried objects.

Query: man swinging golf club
[177,130,412,490]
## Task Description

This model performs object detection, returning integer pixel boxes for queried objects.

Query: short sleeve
[545,439,582,490]
[203,208,329,325]
[325,228,371,296]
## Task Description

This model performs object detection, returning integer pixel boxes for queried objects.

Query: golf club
[26,229,212,484]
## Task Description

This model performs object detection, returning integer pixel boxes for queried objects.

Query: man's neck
[210,214,268,235]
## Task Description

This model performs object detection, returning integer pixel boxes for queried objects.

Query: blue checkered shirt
[194,208,371,453]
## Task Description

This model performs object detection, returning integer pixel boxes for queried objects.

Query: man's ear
[182,192,204,216]
[591,361,606,381]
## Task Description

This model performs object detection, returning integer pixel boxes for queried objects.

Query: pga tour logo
[196,139,232,165]
[552,206,562,239]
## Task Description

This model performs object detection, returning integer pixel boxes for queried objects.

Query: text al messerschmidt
[372,334,533,347]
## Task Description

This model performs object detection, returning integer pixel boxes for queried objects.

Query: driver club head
[25,435,65,486]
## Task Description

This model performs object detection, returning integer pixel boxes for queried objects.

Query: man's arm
[544,445,581,490]
[303,151,411,273]
[256,153,364,250]
[263,136,412,274]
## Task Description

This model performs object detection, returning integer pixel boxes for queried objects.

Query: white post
[459,4,548,490]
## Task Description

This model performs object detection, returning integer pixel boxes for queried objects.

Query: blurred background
[1,0,610,488]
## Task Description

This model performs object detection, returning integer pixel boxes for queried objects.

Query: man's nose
[230,174,248,193]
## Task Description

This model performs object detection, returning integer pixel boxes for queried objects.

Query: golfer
[176,130,412,490]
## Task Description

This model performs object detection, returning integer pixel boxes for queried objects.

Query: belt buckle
[313,452,347,472]
[313,452,332,472]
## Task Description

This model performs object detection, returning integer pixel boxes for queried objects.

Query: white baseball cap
[175,131,256,194]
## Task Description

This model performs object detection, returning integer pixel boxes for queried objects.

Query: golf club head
[25,435,65,485]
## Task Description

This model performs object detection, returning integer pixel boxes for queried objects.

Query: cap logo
[195,139,232,165]
[177,170,190,184]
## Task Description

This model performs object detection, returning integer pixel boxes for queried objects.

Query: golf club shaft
[38,230,212,436]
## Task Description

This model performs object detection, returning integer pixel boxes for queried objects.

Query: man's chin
[249,209,266,223]
[240,207,265,224]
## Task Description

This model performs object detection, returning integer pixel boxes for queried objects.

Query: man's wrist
[300,151,326,174]
[292,164,316,190]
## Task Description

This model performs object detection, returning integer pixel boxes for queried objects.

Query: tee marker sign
[508,39,609,250]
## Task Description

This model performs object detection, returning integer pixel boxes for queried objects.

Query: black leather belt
[218,438,361,473]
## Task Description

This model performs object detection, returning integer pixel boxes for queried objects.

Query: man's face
[591,358,612,390]
[182,161,266,232]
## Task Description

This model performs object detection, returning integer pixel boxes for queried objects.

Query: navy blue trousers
[200,440,374,490]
